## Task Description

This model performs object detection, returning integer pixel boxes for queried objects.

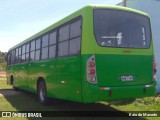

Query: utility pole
[123,0,127,6]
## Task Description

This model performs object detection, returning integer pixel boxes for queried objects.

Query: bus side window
[58,25,69,57]
[35,39,41,61]
[26,43,30,62]
[30,41,35,61]
[7,52,11,66]
[15,48,19,64]
[69,37,81,55]
[58,41,69,57]
[69,19,81,55]
[41,34,49,60]
[70,20,81,38]
[49,31,57,59]
[11,50,15,64]
[18,47,22,63]
[22,45,26,63]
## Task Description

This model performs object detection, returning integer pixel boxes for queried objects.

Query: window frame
[93,8,151,49]
[29,40,37,62]
[35,38,41,61]
[11,49,15,65]
[57,16,82,58]
[18,46,22,64]
[21,44,26,63]
[41,34,49,60]
[48,31,57,59]
[25,43,30,62]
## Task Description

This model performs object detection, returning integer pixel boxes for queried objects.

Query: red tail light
[89,62,95,68]
[86,55,97,84]
[90,69,95,75]
[153,56,157,81]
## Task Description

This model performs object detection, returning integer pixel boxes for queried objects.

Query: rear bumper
[83,81,156,103]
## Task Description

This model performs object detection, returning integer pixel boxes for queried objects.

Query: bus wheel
[10,76,14,85]
[11,76,18,91]
[38,80,48,105]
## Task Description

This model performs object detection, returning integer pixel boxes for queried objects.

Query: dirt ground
[0,71,6,76]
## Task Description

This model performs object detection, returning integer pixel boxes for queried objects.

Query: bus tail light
[86,55,97,84]
[89,62,95,68]
[153,56,157,81]
[89,69,95,75]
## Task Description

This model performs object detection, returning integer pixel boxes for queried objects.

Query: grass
[0,78,160,120]
[0,81,125,120]
[0,85,12,89]
[100,97,160,120]
[0,78,12,89]
[0,86,133,120]
[107,97,160,111]
[0,77,6,81]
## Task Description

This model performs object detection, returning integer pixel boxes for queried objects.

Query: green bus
[6,5,156,104]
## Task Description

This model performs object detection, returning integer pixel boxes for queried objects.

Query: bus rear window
[94,9,151,48]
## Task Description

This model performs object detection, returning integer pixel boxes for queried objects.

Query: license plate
[121,75,133,81]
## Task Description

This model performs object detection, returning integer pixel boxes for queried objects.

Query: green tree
[0,51,7,71]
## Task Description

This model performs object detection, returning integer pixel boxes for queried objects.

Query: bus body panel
[26,56,82,102]
[14,64,28,89]
[95,54,153,87]
[19,63,29,90]
[82,81,156,103]
[56,55,82,102]
[6,65,15,85]
[8,63,29,90]
[81,54,156,103]
[42,60,58,98]
[28,62,45,93]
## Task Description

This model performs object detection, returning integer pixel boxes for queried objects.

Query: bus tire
[11,76,18,91]
[37,80,48,105]
[10,76,14,85]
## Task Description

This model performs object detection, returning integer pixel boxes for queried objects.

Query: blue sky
[0,0,121,52]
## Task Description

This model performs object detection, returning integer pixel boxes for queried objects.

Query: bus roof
[9,5,149,51]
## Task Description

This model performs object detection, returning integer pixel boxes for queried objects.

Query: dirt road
[0,89,20,97]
